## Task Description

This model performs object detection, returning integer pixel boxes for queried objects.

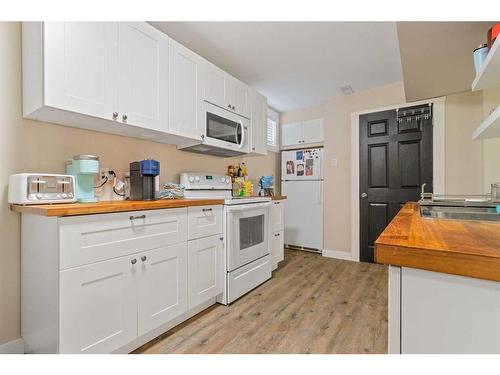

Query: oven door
[226,202,271,272]
[204,102,249,153]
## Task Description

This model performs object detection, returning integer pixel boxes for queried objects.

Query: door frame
[350,97,446,262]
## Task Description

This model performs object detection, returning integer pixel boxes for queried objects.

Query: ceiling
[150,22,403,112]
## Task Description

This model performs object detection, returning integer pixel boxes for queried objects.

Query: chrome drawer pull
[202,208,213,212]
[129,214,146,220]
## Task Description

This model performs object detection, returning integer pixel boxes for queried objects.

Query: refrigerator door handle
[318,182,322,204]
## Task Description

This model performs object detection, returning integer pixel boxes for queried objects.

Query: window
[267,107,280,152]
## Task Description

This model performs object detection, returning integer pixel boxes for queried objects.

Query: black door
[359,104,433,263]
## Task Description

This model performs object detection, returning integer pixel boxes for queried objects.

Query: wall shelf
[472,38,500,91]
[472,106,500,139]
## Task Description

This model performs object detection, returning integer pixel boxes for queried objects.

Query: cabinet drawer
[187,205,223,240]
[59,208,187,269]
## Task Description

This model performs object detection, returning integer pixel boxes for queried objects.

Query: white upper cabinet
[205,62,230,110]
[203,61,252,119]
[118,22,169,131]
[42,22,119,121]
[282,122,303,147]
[250,90,268,155]
[302,118,324,144]
[229,76,252,118]
[281,118,324,148]
[168,39,205,140]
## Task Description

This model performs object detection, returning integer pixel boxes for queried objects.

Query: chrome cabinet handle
[112,112,118,120]
[202,208,212,212]
[130,214,146,220]
[228,104,232,109]
[361,193,368,199]
[131,258,137,265]
[141,255,147,262]
[274,233,280,237]
[232,105,235,110]
[220,236,224,241]
[122,114,128,122]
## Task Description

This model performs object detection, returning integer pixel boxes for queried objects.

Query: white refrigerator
[281,147,323,252]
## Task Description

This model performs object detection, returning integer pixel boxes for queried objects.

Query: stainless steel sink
[420,205,500,222]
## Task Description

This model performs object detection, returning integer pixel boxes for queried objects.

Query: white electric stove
[180,172,272,304]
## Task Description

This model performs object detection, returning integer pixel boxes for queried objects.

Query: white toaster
[8,173,77,205]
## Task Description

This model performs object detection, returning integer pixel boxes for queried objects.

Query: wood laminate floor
[134,249,388,354]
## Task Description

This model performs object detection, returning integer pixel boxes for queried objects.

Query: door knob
[361,193,368,199]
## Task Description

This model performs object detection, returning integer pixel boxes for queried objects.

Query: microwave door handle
[238,121,245,148]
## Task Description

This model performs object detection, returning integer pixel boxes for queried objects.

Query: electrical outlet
[100,167,111,179]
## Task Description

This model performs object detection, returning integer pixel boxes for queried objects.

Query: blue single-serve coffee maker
[259,175,274,196]
[129,159,160,200]
[66,155,100,203]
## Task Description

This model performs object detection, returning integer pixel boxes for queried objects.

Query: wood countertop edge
[10,199,225,217]
[375,243,500,282]
[271,195,287,200]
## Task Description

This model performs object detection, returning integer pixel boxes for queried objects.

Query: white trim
[350,97,446,262]
[0,338,25,354]
[322,249,353,261]
[266,107,280,153]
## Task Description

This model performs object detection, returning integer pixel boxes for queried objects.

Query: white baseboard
[0,338,25,354]
[322,249,353,261]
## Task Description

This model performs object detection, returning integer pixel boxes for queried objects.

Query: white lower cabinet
[188,235,224,308]
[59,254,138,354]
[272,231,284,271]
[22,205,223,354]
[138,244,188,336]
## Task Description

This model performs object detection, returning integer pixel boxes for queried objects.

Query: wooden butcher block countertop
[11,199,224,217]
[271,195,287,200]
[375,202,500,282]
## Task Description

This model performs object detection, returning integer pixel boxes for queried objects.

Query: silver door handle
[361,193,368,199]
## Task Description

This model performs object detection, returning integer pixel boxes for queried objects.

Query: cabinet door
[188,235,223,308]
[302,118,324,144]
[43,22,119,121]
[118,22,169,131]
[138,243,188,336]
[230,77,251,118]
[59,255,137,354]
[281,122,303,147]
[205,62,229,110]
[250,90,268,155]
[271,201,284,232]
[271,231,284,270]
[169,39,205,139]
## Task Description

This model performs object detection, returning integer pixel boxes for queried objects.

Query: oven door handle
[237,121,245,149]
[226,202,270,212]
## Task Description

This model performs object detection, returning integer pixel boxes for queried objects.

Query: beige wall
[0,22,279,345]
[281,82,406,255]
[444,90,484,195]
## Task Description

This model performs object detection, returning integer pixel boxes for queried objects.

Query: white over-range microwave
[178,101,250,157]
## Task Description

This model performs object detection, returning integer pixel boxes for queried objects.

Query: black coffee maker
[129,159,160,200]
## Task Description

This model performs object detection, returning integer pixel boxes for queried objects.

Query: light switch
[331,158,338,167]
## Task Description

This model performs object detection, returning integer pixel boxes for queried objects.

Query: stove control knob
[61,193,67,198]
[188,176,195,183]
[220,177,225,182]
[195,176,200,182]
[36,194,42,199]
[225,178,230,184]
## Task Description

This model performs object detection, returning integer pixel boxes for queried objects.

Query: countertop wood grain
[375,202,500,282]
[271,195,287,200]
[11,199,225,217]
